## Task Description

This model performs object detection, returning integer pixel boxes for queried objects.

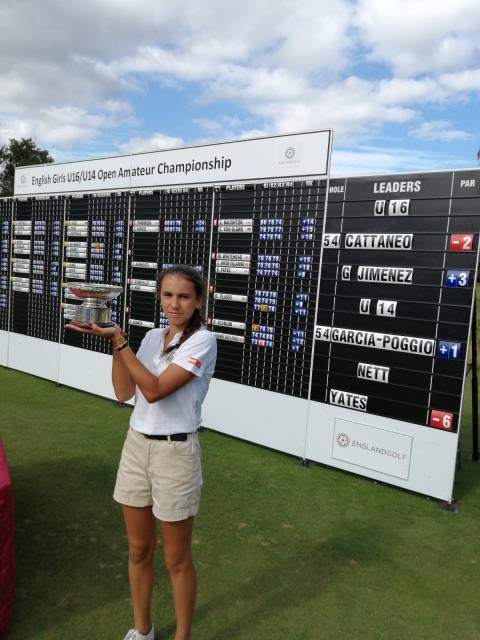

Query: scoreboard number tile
[449,234,474,252]
[444,270,470,288]
[376,300,397,317]
[388,199,410,216]
[342,265,352,280]
[374,200,386,216]
[322,233,341,248]
[429,410,454,431]
[359,298,371,314]
[437,341,461,360]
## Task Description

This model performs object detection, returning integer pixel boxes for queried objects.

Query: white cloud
[117,133,184,154]
[0,105,125,149]
[377,77,444,105]
[439,67,480,92]
[203,65,311,104]
[0,0,356,150]
[248,76,416,143]
[410,120,472,141]
[355,0,480,76]
[0,0,479,161]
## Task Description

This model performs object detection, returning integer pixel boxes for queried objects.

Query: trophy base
[73,304,112,326]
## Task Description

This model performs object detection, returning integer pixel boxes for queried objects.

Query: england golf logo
[337,433,350,448]
[20,174,26,184]
[285,146,296,160]
[332,418,413,480]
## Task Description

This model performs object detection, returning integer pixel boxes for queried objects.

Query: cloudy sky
[1,0,479,176]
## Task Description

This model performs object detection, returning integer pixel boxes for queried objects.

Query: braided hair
[157,265,206,353]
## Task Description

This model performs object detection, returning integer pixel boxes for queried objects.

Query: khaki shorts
[113,428,202,522]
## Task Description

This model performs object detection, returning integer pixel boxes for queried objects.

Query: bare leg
[160,517,196,640]
[123,505,157,635]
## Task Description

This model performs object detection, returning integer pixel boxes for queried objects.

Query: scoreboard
[61,192,129,354]
[313,171,479,431]
[0,199,11,365]
[208,180,326,398]
[127,187,212,351]
[3,139,479,500]
[305,170,479,498]
[10,196,64,342]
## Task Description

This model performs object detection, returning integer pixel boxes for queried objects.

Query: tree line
[0,138,53,197]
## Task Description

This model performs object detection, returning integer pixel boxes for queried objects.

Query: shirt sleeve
[172,330,217,377]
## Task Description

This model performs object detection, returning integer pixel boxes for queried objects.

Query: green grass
[1,367,480,640]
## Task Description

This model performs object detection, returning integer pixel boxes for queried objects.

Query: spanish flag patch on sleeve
[187,357,202,369]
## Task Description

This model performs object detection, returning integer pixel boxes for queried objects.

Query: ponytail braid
[178,306,203,346]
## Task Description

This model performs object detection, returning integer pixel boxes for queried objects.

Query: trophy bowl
[66,283,124,327]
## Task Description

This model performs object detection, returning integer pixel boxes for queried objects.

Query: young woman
[67,265,217,640]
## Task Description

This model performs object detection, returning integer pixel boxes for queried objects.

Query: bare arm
[114,345,194,402]
[111,345,136,401]
[67,322,194,403]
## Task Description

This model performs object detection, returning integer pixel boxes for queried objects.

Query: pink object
[0,440,14,637]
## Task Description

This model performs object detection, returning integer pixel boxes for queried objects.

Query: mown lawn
[1,366,480,640]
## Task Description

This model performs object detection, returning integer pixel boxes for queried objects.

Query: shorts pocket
[173,437,195,457]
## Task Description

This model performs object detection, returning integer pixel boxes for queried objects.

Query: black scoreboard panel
[208,180,327,398]
[61,193,129,353]
[29,197,64,341]
[10,198,32,335]
[127,187,213,352]
[10,197,62,338]
[0,199,12,332]
[313,170,480,433]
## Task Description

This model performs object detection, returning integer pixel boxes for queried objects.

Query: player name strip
[315,325,434,356]
[344,234,413,249]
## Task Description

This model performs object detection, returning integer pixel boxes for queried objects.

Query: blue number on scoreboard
[444,270,470,288]
[437,341,462,360]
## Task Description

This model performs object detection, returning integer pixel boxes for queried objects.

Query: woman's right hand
[65,321,126,346]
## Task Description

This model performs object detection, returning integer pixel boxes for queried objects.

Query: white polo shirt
[130,327,217,436]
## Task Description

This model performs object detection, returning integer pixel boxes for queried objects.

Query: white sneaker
[123,625,155,640]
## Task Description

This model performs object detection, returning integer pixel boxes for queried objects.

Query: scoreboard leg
[437,499,459,512]
[470,298,479,462]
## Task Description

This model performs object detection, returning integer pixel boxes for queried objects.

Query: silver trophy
[66,283,124,327]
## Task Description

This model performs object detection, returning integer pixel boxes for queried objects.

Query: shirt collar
[152,329,183,367]
[166,330,183,349]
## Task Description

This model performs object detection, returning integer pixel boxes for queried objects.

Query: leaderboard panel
[126,187,213,351]
[0,199,12,333]
[208,180,327,398]
[312,170,480,434]
[61,193,128,353]
[9,196,64,340]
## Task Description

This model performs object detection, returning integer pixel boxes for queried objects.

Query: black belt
[142,432,188,441]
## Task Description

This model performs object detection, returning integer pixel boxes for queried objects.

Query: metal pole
[471,298,479,462]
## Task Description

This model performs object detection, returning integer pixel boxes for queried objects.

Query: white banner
[14,130,332,195]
